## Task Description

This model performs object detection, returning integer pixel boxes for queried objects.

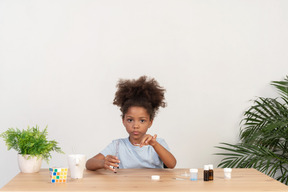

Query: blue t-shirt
[100,137,170,169]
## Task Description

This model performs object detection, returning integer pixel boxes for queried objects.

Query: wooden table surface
[0,168,287,192]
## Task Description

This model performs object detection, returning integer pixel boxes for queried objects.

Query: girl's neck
[128,137,142,146]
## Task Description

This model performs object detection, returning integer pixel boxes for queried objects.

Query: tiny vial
[208,164,214,181]
[203,165,209,181]
[224,168,232,179]
[189,169,198,181]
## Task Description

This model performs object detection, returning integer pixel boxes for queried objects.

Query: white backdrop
[1,0,288,188]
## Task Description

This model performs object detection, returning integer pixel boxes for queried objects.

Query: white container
[68,154,86,179]
[190,169,198,181]
[18,154,42,173]
[224,168,232,179]
[151,175,160,180]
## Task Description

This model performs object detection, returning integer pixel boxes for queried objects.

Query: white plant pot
[18,154,42,173]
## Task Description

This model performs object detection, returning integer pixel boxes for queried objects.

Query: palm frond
[215,76,288,185]
[271,75,288,99]
[215,143,288,185]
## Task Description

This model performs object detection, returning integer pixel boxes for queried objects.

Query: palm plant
[215,76,288,185]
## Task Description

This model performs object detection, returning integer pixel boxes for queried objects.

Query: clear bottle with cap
[203,165,209,181]
[189,169,198,181]
[208,164,214,181]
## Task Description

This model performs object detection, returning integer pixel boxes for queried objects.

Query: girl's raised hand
[104,155,120,172]
[140,134,158,147]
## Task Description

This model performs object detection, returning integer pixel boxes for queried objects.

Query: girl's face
[122,106,153,144]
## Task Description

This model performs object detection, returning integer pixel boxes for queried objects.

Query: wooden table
[0,168,287,192]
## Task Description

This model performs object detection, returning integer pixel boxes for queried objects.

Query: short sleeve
[100,140,117,157]
[157,138,170,151]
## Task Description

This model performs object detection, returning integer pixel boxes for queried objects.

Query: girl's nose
[133,122,139,129]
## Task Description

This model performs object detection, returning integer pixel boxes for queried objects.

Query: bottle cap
[190,169,198,173]
[224,168,232,173]
[151,175,160,180]
[208,164,213,169]
[204,165,209,170]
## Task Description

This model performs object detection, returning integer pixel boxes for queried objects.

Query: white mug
[68,154,86,179]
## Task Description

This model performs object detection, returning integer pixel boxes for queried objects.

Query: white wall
[1,0,288,188]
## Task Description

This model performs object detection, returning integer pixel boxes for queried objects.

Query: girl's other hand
[140,134,158,147]
[104,155,120,172]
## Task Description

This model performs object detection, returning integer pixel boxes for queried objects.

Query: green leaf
[0,125,64,162]
[215,76,288,186]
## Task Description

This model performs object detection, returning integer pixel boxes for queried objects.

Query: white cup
[68,154,86,179]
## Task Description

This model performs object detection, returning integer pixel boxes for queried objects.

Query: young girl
[86,76,176,172]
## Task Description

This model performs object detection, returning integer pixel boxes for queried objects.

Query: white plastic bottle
[224,168,232,179]
[190,169,198,181]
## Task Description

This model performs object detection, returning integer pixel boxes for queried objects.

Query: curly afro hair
[113,76,166,120]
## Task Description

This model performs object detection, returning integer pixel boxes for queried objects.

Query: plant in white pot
[0,125,63,173]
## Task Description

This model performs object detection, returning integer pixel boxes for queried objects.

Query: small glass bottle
[203,165,209,181]
[208,164,214,181]
[224,168,232,179]
[189,169,198,181]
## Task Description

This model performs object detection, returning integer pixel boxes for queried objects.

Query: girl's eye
[140,120,145,123]
[127,119,133,122]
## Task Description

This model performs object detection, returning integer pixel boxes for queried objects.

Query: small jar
[203,165,209,181]
[208,164,214,181]
[224,168,232,179]
[189,169,198,181]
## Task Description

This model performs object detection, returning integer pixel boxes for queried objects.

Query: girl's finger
[106,165,116,172]
[142,136,153,147]
[106,155,120,163]
[104,160,119,172]
[110,158,120,164]
[140,135,147,143]
[109,162,119,168]
[145,136,152,144]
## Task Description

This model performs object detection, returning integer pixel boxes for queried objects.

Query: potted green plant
[0,125,63,173]
[215,76,288,185]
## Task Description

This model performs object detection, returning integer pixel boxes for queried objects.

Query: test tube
[113,140,120,173]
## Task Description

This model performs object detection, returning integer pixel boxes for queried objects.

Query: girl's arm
[86,153,105,171]
[153,142,177,168]
[86,153,120,171]
[140,134,177,168]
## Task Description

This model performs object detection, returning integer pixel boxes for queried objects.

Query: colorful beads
[49,168,68,183]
